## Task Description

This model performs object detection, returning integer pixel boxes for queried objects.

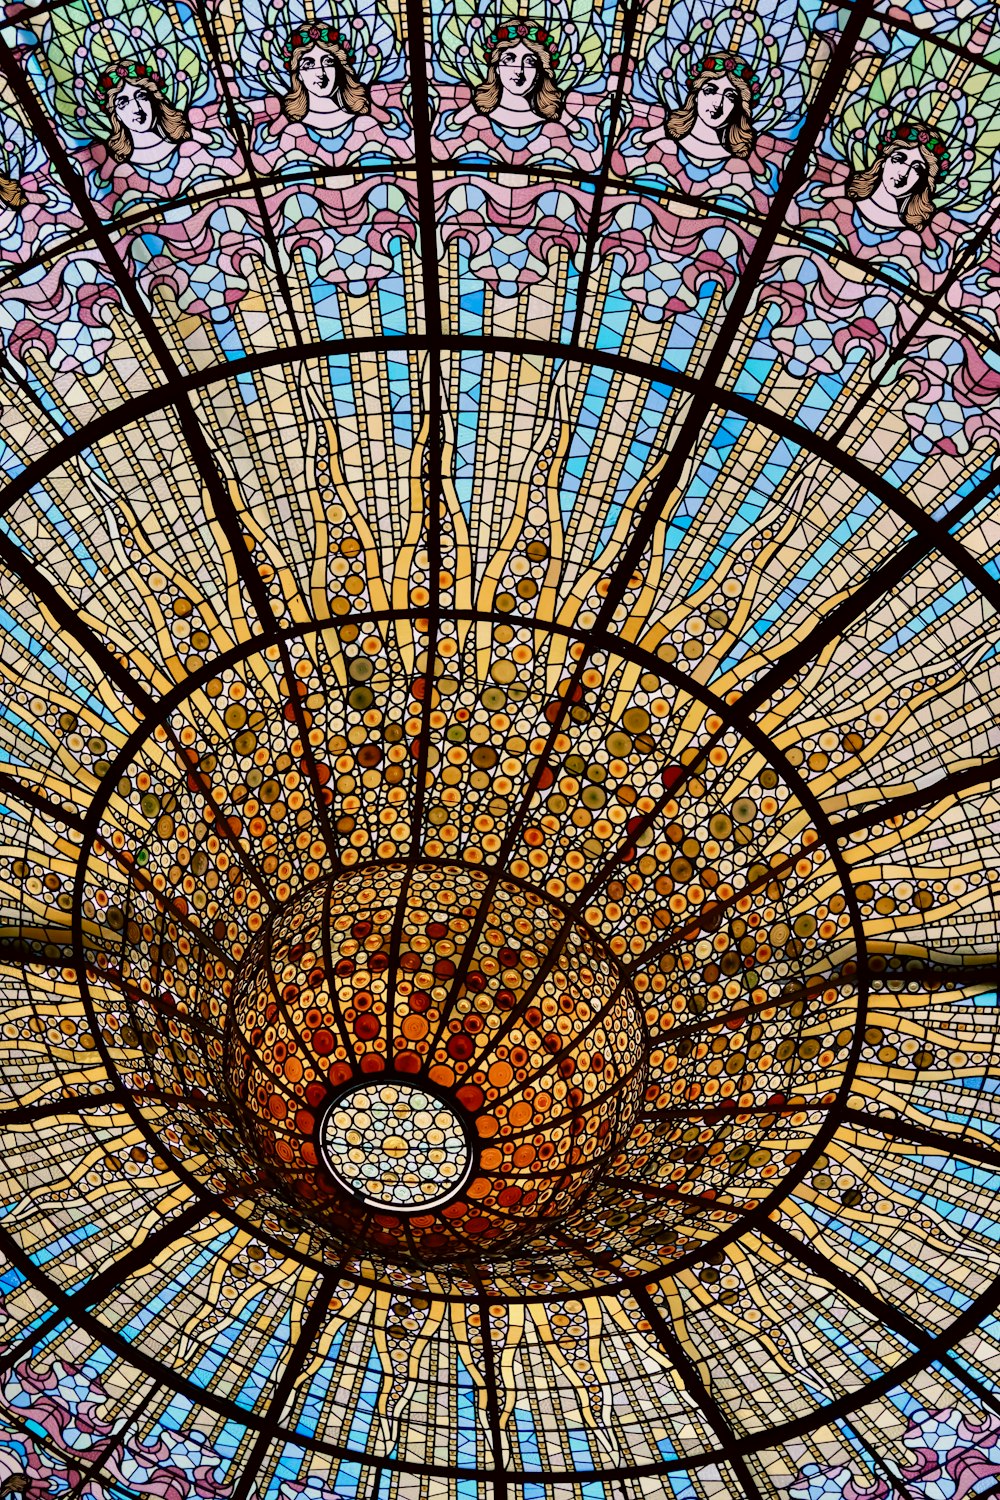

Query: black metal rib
[464,1267,509,1500]
[228,1273,337,1500]
[381,0,444,1051]
[6,162,1000,390]
[760,1215,1000,1424]
[191,0,303,345]
[736,457,1000,717]
[566,0,644,348]
[0,32,286,670]
[9,1195,1000,1478]
[0,1199,206,1377]
[3,335,997,618]
[627,1280,766,1500]
[834,754,1000,836]
[0,771,85,834]
[0,1089,123,1127]
[841,1106,1000,1175]
[66,1381,162,1499]
[0,524,157,718]
[573,1,880,649]
[838,1415,919,1500]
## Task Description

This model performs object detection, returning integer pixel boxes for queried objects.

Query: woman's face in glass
[298,44,341,100]
[882,145,925,199]
[114,82,155,133]
[496,42,539,99]
[694,78,740,128]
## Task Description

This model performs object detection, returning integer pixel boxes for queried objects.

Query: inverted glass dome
[0,0,999,1495]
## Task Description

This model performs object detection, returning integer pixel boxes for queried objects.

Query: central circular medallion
[318,1081,475,1210]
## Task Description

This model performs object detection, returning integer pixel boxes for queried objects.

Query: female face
[297,44,342,101]
[881,145,926,200]
[694,78,741,130]
[496,42,540,99]
[114,81,156,133]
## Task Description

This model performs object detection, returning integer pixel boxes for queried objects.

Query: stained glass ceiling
[0,0,999,1494]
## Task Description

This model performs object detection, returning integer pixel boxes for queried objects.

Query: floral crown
[881,121,951,178]
[483,20,559,68]
[282,24,355,63]
[688,52,760,103]
[94,60,164,99]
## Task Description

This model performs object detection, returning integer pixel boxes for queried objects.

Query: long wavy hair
[281,39,371,122]
[0,174,26,211]
[846,140,939,231]
[665,71,755,160]
[473,38,563,122]
[102,80,191,164]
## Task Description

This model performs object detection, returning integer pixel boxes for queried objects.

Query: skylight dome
[0,0,999,1494]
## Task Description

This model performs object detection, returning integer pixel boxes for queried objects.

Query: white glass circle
[319,1082,473,1210]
